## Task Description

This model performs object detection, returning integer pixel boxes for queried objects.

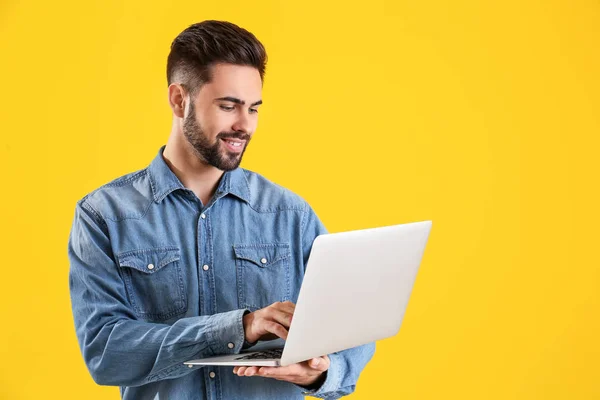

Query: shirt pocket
[233,243,292,312]
[116,246,187,322]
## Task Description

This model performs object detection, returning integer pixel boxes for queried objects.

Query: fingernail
[312,359,320,367]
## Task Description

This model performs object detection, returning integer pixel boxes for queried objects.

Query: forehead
[198,63,262,100]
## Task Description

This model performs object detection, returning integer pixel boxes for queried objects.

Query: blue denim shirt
[68,146,375,400]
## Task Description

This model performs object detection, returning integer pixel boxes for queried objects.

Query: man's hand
[239,301,329,387]
[233,356,330,387]
[243,301,296,343]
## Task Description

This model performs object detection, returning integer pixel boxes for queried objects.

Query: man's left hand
[233,355,330,387]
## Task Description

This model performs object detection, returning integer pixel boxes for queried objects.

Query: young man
[68,20,375,399]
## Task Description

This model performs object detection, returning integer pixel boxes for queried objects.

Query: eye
[219,105,235,111]
[249,108,259,114]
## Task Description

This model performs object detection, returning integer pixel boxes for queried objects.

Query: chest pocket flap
[118,247,180,274]
[233,243,291,268]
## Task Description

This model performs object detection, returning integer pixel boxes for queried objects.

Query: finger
[263,308,293,328]
[263,320,289,340]
[258,364,300,377]
[273,301,296,314]
[308,356,329,372]
[280,301,296,324]
[236,366,248,376]
[244,366,260,376]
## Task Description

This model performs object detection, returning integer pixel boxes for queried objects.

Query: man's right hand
[243,301,295,344]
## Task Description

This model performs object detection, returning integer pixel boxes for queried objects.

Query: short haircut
[167,20,268,95]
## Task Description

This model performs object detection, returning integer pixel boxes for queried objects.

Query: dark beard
[182,101,251,171]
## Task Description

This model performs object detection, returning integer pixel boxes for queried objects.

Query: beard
[182,101,251,172]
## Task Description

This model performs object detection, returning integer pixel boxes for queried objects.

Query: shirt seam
[81,199,108,229]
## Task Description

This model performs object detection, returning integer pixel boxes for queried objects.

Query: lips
[221,138,245,153]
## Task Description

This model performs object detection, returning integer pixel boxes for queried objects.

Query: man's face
[182,63,263,171]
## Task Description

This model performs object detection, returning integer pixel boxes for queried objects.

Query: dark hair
[167,20,267,95]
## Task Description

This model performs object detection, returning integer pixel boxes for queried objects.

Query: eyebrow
[214,96,263,107]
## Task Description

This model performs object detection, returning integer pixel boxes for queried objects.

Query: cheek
[206,110,236,135]
[251,117,259,132]
[193,111,219,138]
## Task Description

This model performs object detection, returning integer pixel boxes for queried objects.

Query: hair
[167,20,268,95]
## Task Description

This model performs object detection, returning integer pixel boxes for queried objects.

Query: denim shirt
[68,146,375,400]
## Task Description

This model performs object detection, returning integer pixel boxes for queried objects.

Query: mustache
[217,132,251,141]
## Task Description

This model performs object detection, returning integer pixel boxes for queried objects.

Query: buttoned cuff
[206,309,248,356]
[298,353,341,397]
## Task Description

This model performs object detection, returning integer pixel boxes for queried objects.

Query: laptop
[184,220,432,367]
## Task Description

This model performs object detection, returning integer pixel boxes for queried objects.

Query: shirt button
[188,364,193,368]
[202,265,209,271]
[147,264,155,270]
[227,342,234,349]
[209,371,216,379]
[260,258,267,264]
[201,213,206,219]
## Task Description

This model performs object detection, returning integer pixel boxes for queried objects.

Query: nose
[231,111,254,135]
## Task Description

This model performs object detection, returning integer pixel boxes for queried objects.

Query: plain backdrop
[0,1,598,399]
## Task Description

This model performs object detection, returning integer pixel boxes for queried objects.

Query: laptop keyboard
[235,348,283,360]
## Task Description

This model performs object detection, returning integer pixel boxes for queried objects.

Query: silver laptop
[184,220,432,367]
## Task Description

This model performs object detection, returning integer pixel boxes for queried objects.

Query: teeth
[226,140,242,147]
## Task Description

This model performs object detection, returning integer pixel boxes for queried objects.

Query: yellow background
[1,1,598,399]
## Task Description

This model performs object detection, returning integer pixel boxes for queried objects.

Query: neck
[162,131,224,206]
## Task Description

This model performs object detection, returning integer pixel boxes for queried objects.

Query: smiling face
[182,63,263,171]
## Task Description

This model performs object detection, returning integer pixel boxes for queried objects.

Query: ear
[168,83,186,118]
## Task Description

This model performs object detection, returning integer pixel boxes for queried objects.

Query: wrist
[242,310,256,343]
[299,371,327,390]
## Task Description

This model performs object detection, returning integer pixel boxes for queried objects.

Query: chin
[218,155,243,171]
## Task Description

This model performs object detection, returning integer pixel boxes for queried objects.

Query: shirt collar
[148,145,251,204]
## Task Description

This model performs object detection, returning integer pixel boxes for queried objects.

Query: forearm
[80,309,247,386]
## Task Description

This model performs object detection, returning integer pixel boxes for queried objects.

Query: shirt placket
[197,203,222,400]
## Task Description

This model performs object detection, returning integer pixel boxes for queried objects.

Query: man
[68,20,375,399]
